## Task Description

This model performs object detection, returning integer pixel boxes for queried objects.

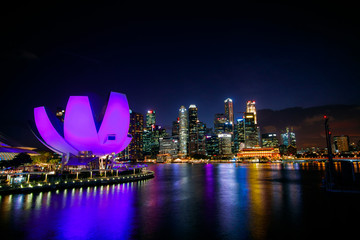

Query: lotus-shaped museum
[33,92,132,156]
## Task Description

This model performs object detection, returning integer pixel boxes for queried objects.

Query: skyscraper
[151,125,167,157]
[334,135,349,153]
[179,106,188,156]
[146,110,156,128]
[246,101,257,124]
[143,110,156,157]
[214,113,227,134]
[281,127,296,147]
[205,134,219,157]
[197,121,207,155]
[172,118,180,136]
[128,110,144,159]
[143,128,152,156]
[159,137,179,157]
[218,133,232,157]
[224,98,234,126]
[234,118,245,152]
[188,105,198,156]
[244,112,259,148]
[261,133,279,148]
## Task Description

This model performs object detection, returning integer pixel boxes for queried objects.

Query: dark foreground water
[1,163,360,240]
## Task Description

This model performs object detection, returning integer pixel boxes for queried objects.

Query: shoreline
[0,170,154,195]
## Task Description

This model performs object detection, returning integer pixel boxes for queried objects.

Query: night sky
[1,2,360,148]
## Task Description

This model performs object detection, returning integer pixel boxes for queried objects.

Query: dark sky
[1,2,360,147]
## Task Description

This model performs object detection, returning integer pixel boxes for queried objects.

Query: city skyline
[1,2,360,150]
[3,3,360,240]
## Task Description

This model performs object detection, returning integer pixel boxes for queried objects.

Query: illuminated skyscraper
[151,125,167,157]
[172,118,180,136]
[214,113,227,134]
[197,121,207,155]
[234,118,245,152]
[188,105,198,156]
[143,110,156,157]
[281,127,296,147]
[127,110,144,159]
[146,110,156,128]
[218,133,232,156]
[244,112,259,148]
[179,106,188,156]
[205,134,219,157]
[334,135,349,153]
[261,133,279,148]
[246,101,257,124]
[224,98,234,126]
[159,137,179,156]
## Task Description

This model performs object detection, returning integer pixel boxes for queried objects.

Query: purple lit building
[33,92,132,158]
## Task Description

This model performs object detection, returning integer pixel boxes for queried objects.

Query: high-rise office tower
[143,110,156,157]
[218,133,232,156]
[146,110,156,128]
[224,98,234,126]
[188,105,198,156]
[214,113,228,134]
[197,121,207,155]
[261,133,279,148]
[281,127,296,147]
[179,106,188,156]
[143,128,152,156]
[159,136,179,157]
[205,134,219,157]
[244,112,259,148]
[334,135,349,153]
[246,101,257,124]
[151,125,167,157]
[234,118,245,152]
[172,118,180,136]
[128,110,144,159]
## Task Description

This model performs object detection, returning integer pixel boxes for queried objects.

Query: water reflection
[1,163,360,240]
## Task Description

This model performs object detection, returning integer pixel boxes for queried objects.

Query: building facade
[334,135,350,153]
[188,105,198,156]
[127,110,144,159]
[179,106,188,156]
[281,127,296,147]
[234,118,245,153]
[262,133,279,148]
[244,112,259,148]
[246,100,257,124]
[197,121,207,156]
[205,135,219,157]
[224,98,234,127]
[146,110,156,128]
[237,147,281,159]
[218,133,232,157]
[214,113,228,134]
[172,119,180,136]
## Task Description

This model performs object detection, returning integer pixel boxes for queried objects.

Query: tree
[0,153,33,168]
[13,152,32,165]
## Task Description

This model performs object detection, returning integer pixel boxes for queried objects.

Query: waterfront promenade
[0,169,154,195]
